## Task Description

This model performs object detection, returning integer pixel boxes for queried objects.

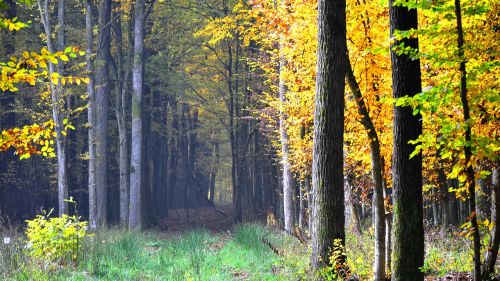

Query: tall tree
[310,0,347,270]
[37,0,69,216]
[85,0,97,227]
[112,4,132,227]
[389,0,424,279]
[454,0,481,278]
[278,28,295,235]
[90,0,112,228]
[129,0,145,230]
[346,57,386,280]
[482,165,499,279]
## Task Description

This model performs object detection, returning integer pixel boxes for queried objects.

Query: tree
[454,0,481,278]
[112,1,132,227]
[37,0,69,216]
[310,0,347,270]
[85,0,96,228]
[278,6,295,234]
[389,0,424,279]
[482,165,499,279]
[90,0,112,229]
[346,57,386,280]
[129,0,145,231]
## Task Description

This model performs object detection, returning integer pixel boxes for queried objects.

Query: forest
[0,0,498,279]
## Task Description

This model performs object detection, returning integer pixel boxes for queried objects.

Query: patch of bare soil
[157,206,269,233]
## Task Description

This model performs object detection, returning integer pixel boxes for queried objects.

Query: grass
[0,222,487,280]
[0,223,309,280]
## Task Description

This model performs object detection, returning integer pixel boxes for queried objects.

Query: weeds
[1,220,479,280]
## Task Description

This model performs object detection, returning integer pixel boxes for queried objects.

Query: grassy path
[11,223,308,281]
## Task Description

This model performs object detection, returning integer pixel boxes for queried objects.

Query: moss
[131,99,141,119]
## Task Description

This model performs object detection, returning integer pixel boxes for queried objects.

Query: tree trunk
[482,166,499,279]
[168,100,179,210]
[278,42,295,235]
[37,0,69,217]
[129,0,145,230]
[209,132,220,204]
[437,156,449,233]
[454,0,481,278]
[311,0,347,269]
[389,0,424,278]
[298,178,308,231]
[85,0,97,228]
[252,129,261,211]
[345,174,362,235]
[113,4,131,227]
[92,0,112,228]
[346,57,386,280]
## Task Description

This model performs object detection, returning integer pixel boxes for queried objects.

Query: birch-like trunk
[85,0,97,228]
[37,0,68,217]
[278,43,295,235]
[112,5,131,227]
[129,0,145,230]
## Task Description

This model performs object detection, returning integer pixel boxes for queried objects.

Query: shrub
[25,205,90,268]
[321,239,353,281]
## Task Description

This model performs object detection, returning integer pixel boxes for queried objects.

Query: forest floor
[0,207,493,280]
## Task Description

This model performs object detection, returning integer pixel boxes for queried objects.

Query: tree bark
[168,100,179,210]
[112,3,131,227]
[482,166,499,280]
[389,0,424,278]
[37,0,69,217]
[311,0,347,270]
[129,0,145,230]
[346,57,386,280]
[91,0,112,228]
[85,0,97,228]
[454,0,481,278]
[209,132,220,204]
[278,38,295,235]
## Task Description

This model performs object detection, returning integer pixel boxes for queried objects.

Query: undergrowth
[0,221,483,280]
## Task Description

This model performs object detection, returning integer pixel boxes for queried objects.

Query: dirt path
[157,206,268,233]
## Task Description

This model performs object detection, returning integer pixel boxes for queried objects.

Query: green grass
[0,223,484,280]
[1,223,308,281]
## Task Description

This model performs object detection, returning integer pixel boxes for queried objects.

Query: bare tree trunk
[482,166,499,279]
[311,0,347,269]
[346,57,385,280]
[37,0,69,217]
[437,155,449,234]
[389,0,424,277]
[252,129,261,211]
[305,175,313,235]
[345,174,361,235]
[85,0,97,228]
[383,177,392,273]
[432,189,440,226]
[298,178,307,231]
[278,38,295,235]
[209,132,219,204]
[129,0,145,230]
[454,0,481,278]
[113,3,131,227]
[168,100,179,210]
[89,0,112,228]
